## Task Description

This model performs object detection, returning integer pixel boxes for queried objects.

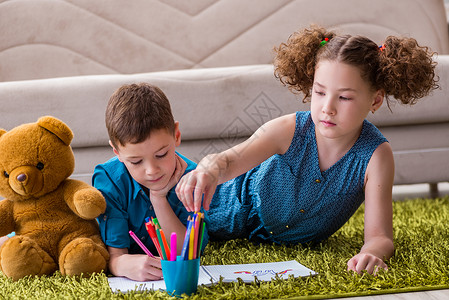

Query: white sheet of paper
[108,267,213,293]
[108,260,316,293]
[202,260,316,283]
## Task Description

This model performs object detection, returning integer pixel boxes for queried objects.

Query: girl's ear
[371,90,385,113]
[174,121,181,147]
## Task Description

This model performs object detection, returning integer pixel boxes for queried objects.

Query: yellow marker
[188,226,195,260]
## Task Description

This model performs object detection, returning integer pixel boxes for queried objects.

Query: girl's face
[112,123,181,191]
[311,60,383,142]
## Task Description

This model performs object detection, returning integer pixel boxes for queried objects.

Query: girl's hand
[150,154,187,200]
[347,252,388,275]
[176,155,220,212]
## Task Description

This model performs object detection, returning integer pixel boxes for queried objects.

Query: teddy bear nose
[17,173,27,182]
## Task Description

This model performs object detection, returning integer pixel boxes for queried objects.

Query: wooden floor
[347,289,449,299]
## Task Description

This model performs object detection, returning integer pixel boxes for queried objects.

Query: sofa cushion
[2,60,448,146]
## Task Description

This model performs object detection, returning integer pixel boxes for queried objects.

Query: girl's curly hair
[273,25,439,105]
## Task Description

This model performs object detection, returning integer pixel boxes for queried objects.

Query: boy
[93,83,208,281]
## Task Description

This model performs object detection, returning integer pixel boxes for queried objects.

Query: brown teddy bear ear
[37,116,74,146]
[0,129,6,138]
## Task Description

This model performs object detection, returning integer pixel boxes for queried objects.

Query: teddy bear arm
[63,179,106,220]
[0,199,15,236]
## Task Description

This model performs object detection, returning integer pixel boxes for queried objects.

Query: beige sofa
[1,0,449,194]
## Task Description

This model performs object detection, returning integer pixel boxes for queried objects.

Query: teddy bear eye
[36,162,44,170]
[3,171,9,178]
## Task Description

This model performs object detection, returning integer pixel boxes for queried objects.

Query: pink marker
[129,230,155,258]
[170,232,177,261]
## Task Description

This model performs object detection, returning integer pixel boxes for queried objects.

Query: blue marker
[180,218,193,260]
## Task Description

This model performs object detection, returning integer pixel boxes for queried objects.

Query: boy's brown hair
[106,83,175,150]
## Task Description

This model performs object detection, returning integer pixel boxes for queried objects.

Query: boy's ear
[109,140,120,157]
[174,121,181,147]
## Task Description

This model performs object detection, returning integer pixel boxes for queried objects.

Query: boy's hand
[132,255,163,281]
[150,154,187,200]
[176,156,220,212]
[108,247,163,281]
[347,252,388,275]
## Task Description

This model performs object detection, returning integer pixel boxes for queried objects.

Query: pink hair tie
[378,44,386,52]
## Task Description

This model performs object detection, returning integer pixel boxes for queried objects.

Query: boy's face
[112,122,181,191]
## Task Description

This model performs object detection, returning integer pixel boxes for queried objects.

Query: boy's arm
[347,142,395,274]
[108,246,162,281]
[150,195,188,253]
[149,155,189,253]
[93,164,163,281]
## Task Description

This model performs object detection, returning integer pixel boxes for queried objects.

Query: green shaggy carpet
[1,197,449,299]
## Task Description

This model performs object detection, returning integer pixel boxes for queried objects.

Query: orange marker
[159,229,171,260]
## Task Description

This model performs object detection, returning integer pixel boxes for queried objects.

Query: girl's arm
[347,142,395,274]
[176,113,297,212]
[108,246,162,281]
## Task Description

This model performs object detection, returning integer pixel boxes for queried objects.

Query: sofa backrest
[1,58,449,185]
[1,0,448,82]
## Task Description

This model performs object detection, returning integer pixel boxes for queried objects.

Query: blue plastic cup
[161,257,200,296]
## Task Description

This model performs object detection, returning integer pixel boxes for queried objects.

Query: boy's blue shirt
[93,152,209,255]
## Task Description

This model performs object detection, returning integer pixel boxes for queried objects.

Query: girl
[176,26,438,275]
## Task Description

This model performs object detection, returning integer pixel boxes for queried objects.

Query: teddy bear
[0,116,109,281]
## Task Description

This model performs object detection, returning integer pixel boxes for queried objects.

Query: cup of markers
[144,212,206,296]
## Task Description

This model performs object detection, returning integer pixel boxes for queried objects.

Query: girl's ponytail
[275,25,438,105]
[274,26,336,101]
[378,36,439,105]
